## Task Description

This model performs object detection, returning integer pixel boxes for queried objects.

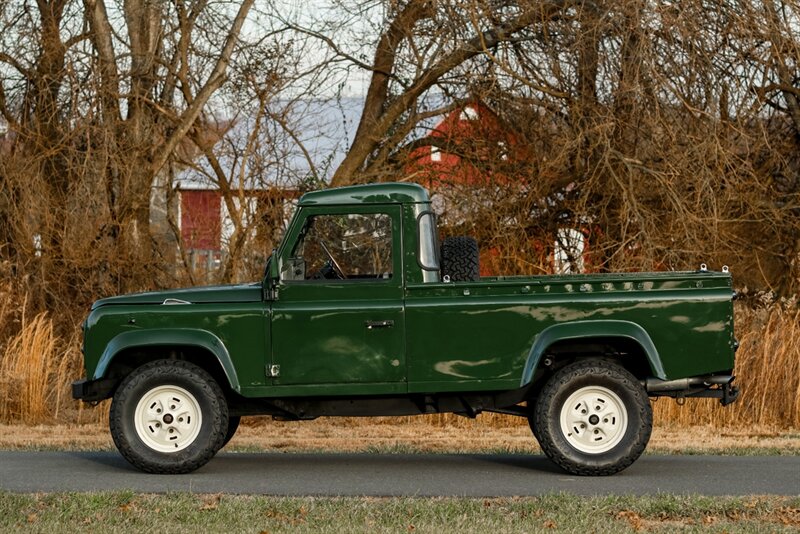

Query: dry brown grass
[0,302,91,425]
[0,420,797,454]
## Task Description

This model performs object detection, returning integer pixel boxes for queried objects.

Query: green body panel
[404,273,733,393]
[79,183,736,404]
[91,283,263,309]
[271,295,406,386]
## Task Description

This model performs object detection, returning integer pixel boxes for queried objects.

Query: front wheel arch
[93,329,241,394]
[96,342,239,402]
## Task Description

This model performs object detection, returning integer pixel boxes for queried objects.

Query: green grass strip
[1,491,798,533]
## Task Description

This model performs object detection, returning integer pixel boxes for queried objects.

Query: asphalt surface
[1,452,798,496]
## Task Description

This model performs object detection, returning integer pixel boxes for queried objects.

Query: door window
[288,213,392,280]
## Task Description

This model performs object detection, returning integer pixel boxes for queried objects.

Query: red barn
[405,101,525,275]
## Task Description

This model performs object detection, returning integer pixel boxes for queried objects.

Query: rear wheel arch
[541,338,653,378]
[521,321,667,389]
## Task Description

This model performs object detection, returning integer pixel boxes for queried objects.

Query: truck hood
[91,283,263,310]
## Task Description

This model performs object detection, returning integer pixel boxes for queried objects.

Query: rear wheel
[110,360,228,474]
[531,359,652,476]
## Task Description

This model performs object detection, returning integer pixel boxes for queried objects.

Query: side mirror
[269,250,280,280]
[263,250,279,282]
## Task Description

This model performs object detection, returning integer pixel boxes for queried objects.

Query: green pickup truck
[73,183,739,475]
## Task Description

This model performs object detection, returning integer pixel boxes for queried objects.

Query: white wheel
[134,385,203,453]
[531,359,652,475]
[559,385,628,454]
[110,360,227,473]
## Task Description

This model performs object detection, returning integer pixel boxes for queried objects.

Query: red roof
[405,101,524,189]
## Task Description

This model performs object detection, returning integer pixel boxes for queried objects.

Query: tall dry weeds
[0,312,58,423]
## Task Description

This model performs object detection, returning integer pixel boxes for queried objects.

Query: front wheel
[531,359,652,476]
[110,360,228,474]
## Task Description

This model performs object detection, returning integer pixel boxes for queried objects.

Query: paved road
[1,452,798,496]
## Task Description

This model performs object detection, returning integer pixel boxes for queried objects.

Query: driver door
[270,205,406,389]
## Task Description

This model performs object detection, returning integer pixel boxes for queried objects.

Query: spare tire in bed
[440,236,480,282]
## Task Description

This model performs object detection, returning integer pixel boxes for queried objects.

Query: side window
[418,212,440,272]
[289,213,393,281]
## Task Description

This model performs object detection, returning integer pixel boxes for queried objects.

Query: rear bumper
[643,375,740,406]
[72,378,116,402]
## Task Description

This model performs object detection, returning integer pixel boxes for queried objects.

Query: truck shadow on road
[474,454,565,474]
[73,451,565,476]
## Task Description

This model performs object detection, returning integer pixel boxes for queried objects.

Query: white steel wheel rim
[134,385,203,453]
[559,385,628,454]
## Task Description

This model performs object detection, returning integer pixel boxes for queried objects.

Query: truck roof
[298,182,430,206]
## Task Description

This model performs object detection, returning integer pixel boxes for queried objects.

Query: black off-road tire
[531,359,652,476]
[109,359,228,474]
[441,236,480,282]
[222,415,241,448]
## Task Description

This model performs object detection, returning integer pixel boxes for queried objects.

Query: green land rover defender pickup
[73,183,739,475]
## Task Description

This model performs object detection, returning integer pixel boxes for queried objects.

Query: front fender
[520,320,666,387]
[93,328,241,392]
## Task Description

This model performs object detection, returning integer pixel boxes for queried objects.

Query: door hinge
[266,364,280,378]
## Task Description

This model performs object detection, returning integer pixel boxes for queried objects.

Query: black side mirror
[263,250,276,280]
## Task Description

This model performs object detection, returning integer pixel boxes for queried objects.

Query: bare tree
[0,0,268,307]
[287,0,799,290]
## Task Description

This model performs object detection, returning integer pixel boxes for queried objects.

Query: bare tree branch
[150,0,255,177]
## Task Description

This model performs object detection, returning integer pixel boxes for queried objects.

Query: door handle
[365,320,394,329]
